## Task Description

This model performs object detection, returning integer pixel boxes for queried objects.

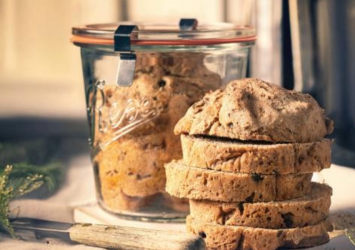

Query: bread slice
[186,215,332,250]
[174,78,333,143]
[189,182,332,229]
[165,161,312,202]
[181,135,332,174]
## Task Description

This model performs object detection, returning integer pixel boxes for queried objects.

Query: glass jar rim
[71,21,256,46]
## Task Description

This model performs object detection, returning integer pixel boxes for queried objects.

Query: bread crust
[181,135,332,174]
[165,161,312,202]
[170,78,334,248]
[175,78,334,143]
[189,182,332,229]
[186,215,332,250]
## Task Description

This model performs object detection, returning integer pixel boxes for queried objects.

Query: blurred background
[0,0,354,165]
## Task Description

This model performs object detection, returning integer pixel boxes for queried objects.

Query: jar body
[80,46,250,220]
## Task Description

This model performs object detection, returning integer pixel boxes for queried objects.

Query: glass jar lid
[71,21,256,47]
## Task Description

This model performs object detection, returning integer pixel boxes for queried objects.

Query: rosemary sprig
[0,139,63,238]
[0,166,15,237]
[0,165,46,237]
[0,162,62,238]
[346,228,355,246]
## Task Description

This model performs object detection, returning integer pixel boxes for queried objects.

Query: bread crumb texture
[187,215,332,250]
[181,135,332,174]
[165,161,312,202]
[189,182,332,229]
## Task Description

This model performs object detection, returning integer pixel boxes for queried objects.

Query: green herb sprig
[0,161,62,238]
[346,228,355,246]
[0,165,44,237]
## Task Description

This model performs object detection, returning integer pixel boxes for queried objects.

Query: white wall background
[0,0,121,118]
[0,0,281,121]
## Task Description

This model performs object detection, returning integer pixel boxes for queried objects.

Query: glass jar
[71,20,255,221]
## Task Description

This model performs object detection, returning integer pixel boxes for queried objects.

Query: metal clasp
[114,25,138,87]
[179,18,198,31]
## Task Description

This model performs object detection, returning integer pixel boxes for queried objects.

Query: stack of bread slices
[165,78,334,250]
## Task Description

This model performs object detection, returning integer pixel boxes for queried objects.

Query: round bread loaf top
[175,78,334,143]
